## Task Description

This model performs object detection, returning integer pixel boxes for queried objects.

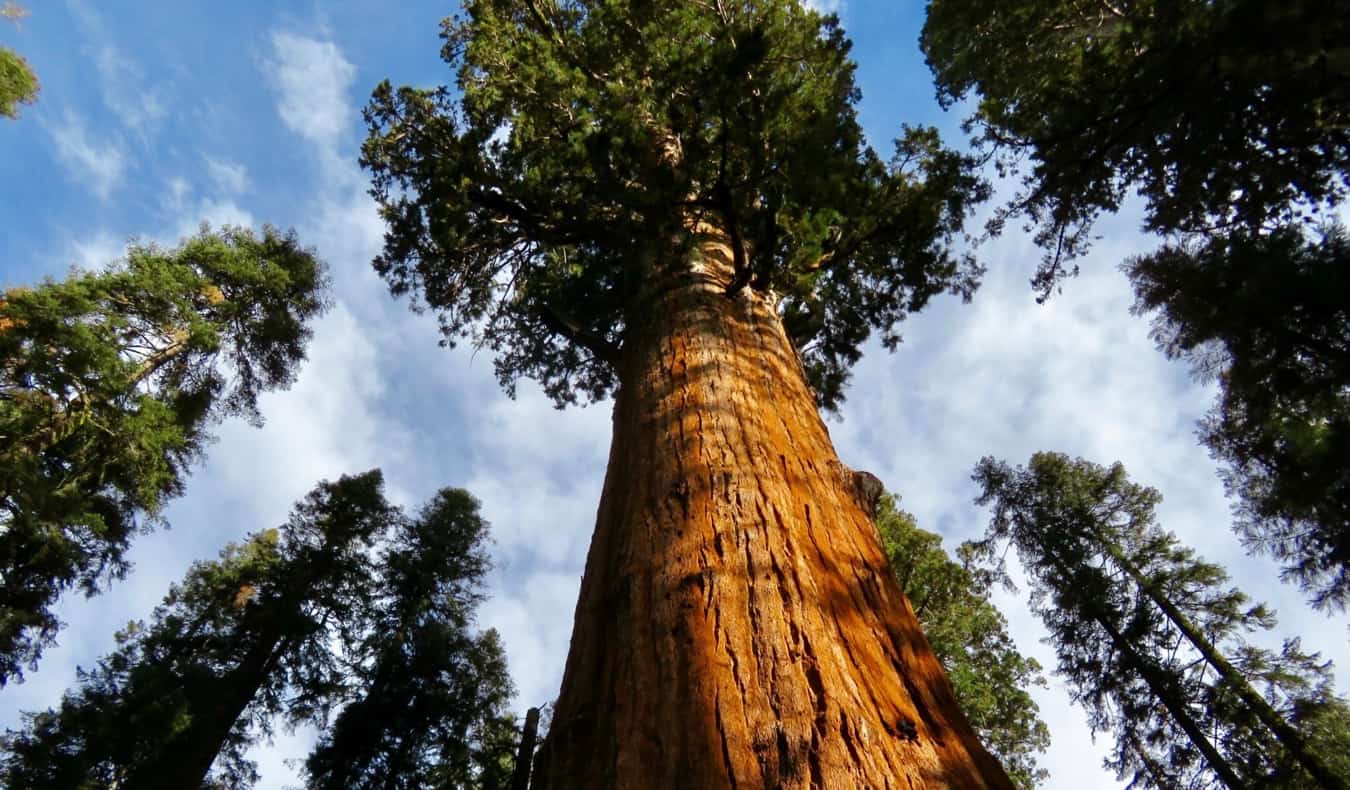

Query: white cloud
[205,157,250,195]
[480,571,583,708]
[68,232,127,272]
[47,112,128,199]
[804,0,845,15]
[67,0,168,137]
[264,32,357,152]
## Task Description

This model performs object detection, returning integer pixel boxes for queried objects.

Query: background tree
[0,2,38,119]
[0,471,395,789]
[922,0,1350,616]
[1127,224,1350,611]
[973,452,1349,789]
[0,225,327,684]
[876,494,1050,789]
[304,488,517,790]
[364,0,1008,786]
[921,0,1349,291]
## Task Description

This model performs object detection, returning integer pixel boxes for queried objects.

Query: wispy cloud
[264,32,356,153]
[205,157,250,196]
[47,112,128,199]
[67,0,168,137]
[804,0,845,15]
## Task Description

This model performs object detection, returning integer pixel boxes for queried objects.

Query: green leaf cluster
[363,0,988,410]
[876,495,1049,789]
[0,46,37,119]
[974,453,1350,788]
[0,4,37,119]
[0,226,327,685]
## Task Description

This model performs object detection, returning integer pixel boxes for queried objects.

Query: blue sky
[2,1,1345,787]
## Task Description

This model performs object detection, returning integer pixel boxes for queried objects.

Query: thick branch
[128,327,192,390]
[536,302,619,366]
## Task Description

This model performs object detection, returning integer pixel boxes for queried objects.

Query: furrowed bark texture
[533,234,1013,789]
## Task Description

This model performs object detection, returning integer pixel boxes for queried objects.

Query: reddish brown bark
[533,232,1013,789]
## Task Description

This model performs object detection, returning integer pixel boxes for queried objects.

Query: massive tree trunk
[533,231,1012,789]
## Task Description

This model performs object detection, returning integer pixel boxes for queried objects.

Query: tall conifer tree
[0,471,392,789]
[304,488,516,790]
[0,226,327,684]
[973,452,1349,789]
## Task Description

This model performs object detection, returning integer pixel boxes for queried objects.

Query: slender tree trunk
[1090,607,1244,789]
[1033,540,1243,789]
[511,707,541,790]
[1101,542,1346,789]
[1124,730,1173,789]
[533,231,1012,788]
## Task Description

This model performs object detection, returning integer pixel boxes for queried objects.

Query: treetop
[364,0,987,409]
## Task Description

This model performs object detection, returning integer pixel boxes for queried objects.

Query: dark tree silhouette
[1127,224,1350,611]
[974,452,1349,789]
[0,471,392,789]
[304,488,516,790]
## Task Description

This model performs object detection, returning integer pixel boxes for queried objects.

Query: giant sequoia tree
[0,226,326,685]
[974,453,1349,789]
[363,1,1007,786]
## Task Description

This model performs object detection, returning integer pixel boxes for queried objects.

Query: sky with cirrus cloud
[1,2,1345,788]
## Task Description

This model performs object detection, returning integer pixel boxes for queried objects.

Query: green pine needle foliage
[364,0,989,410]
[0,226,327,685]
[974,452,1350,788]
[0,46,37,118]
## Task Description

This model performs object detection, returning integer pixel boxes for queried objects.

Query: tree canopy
[2,472,520,790]
[363,0,988,409]
[974,452,1349,788]
[922,0,1350,292]
[876,494,1049,790]
[0,226,327,684]
[304,487,517,790]
[0,471,394,788]
[922,0,1350,619]
[0,3,37,119]
[1127,223,1350,611]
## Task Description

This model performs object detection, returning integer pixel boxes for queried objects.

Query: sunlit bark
[534,230,1012,789]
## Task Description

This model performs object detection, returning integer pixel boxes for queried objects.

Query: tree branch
[536,302,620,367]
